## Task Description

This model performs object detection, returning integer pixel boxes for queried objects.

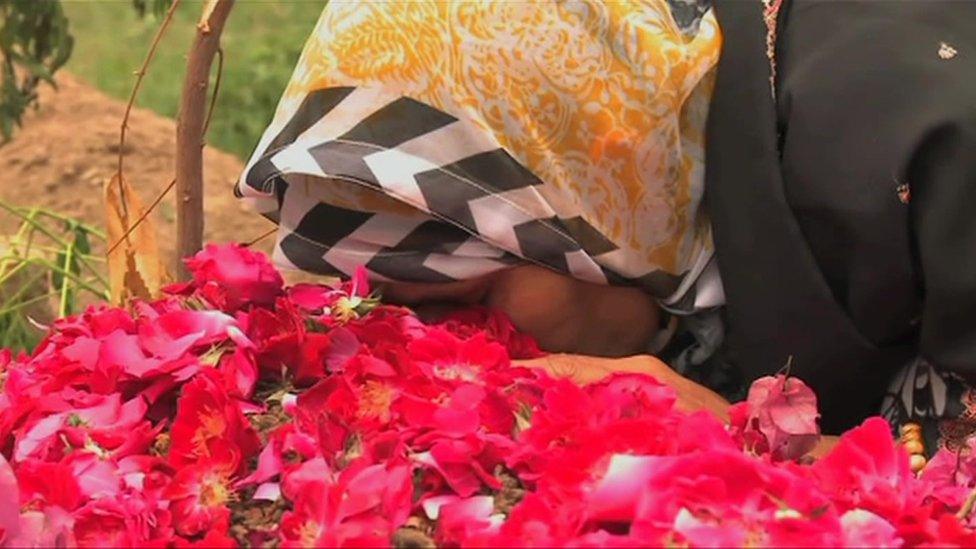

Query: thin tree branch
[243,226,277,249]
[117,0,182,215]
[106,178,175,255]
[107,41,225,256]
[203,47,224,137]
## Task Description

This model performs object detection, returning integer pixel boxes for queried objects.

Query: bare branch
[117,0,182,215]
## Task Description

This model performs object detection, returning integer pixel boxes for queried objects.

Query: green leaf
[131,0,174,19]
[73,225,92,256]
[0,0,73,142]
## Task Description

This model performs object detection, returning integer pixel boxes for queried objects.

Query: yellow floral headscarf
[238,0,721,310]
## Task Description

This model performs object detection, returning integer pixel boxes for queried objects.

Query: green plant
[0,202,109,352]
[0,0,180,143]
[64,1,324,159]
[0,0,74,141]
[131,0,174,19]
[2,0,323,157]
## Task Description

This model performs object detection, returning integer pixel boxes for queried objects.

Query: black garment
[706,0,976,432]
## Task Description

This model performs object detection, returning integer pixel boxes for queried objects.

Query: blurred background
[66,0,324,159]
[0,0,325,350]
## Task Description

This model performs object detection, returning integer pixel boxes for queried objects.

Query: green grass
[63,0,325,159]
[0,201,110,352]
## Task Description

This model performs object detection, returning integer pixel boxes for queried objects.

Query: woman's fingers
[516,354,615,385]
[807,435,841,460]
[516,353,674,385]
[515,353,730,421]
[515,354,842,460]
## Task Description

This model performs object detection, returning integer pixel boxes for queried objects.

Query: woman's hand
[515,353,731,422]
[517,353,847,461]
[384,265,660,358]
[808,435,840,460]
[482,266,659,357]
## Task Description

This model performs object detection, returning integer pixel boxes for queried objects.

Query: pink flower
[672,507,748,547]
[287,283,338,313]
[474,492,582,547]
[397,384,485,438]
[922,438,976,510]
[437,306,545,360]
[279,457,411,547]
[813,417,915,511]
[241,303,305,374]
[840,509,902,547]
[139,310,237,359]
[416,437,504,498]
[71,498,144,547]
[0,455,21,545]
[586,454,663,523]
[217,348,258,399]
[407,328,512,387]
[5,507,74,547]
[237,436,285,488]
[426,495,503,545]
[182,243,284,311]
[168,370,260,474]
[294,332,332,385]
[62,394,151,456]
[15,393,149,462]
[286,267,371,315]
[347,265,371,299]
[813,417,936,542]
[626,449,840,546]
[67,454,122,500]
[4,245,976,547]
[15,459,83,511]
[730,374,820,460]
[509,374,700,491]
[174,527,237,548]
[165,462,234,538]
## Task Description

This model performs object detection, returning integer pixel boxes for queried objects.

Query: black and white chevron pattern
[237,86,719,313]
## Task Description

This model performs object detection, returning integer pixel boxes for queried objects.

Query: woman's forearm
[485,266,660,358]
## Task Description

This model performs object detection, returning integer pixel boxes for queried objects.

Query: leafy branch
[0,0,73,141]
[0,0,175,143]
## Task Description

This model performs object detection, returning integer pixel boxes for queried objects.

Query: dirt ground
[0,73,275,259]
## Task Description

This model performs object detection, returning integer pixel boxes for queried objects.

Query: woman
[236,0,731,415]
[707,0,976,452]
[240,0,974,453]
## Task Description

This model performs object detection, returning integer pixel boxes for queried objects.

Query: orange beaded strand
[900,423,927,473]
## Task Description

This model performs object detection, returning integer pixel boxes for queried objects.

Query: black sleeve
[909,118,976,377]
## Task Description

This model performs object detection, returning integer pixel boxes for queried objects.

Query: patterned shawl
[237,0,721,312]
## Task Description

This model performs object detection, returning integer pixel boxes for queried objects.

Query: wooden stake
[174,0,234,279]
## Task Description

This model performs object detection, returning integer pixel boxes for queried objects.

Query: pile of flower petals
[1,243,976,547]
